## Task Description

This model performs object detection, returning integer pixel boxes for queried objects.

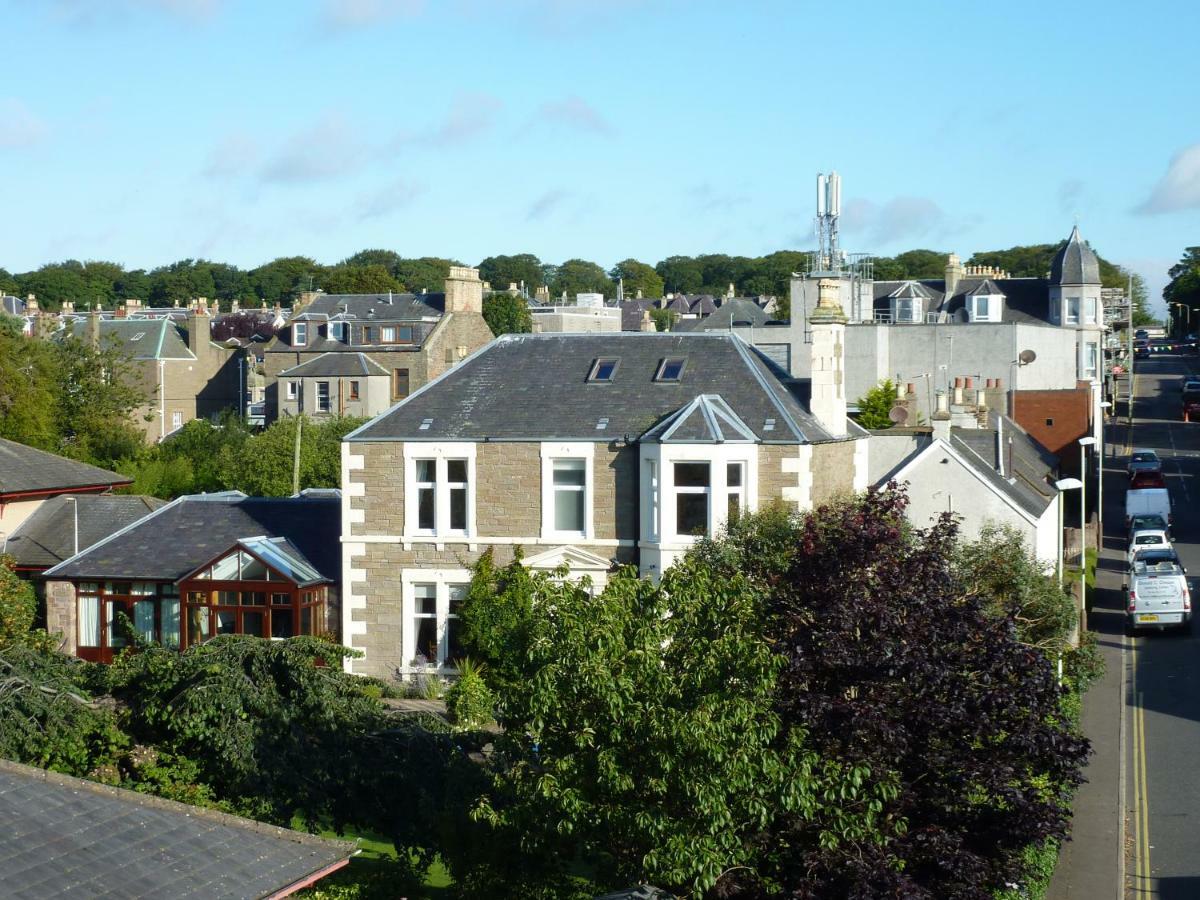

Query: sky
[2,0,1198,315]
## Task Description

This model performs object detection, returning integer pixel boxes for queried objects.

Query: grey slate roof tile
[0,439,132,497]
[43,493,340,583]
[278,351,390,378]
[6,494,166,569]
[0,759,354,899]
[1050,225,1101,285]
[348,333,839,444]
[949,411,1058,516]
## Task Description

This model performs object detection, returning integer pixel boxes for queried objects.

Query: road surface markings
[1130,639,1151,889]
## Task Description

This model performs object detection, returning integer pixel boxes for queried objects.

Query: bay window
[1066,297,1080,325]
[674,462,711,535]
[726,462,745,522]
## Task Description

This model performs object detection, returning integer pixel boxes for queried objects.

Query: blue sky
[2,0,1197,313]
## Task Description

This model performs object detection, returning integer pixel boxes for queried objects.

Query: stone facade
[44,580,77,655]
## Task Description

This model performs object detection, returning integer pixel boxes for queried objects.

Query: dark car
[1136,329,1150,339]
[1131,470,1168,490]
[1135,346,1150,359]
[1128,449,1162,477]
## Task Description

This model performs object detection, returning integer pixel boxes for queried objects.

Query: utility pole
[1127,274,1134,429]
[292,414,303,496]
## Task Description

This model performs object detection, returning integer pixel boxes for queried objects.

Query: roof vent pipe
[997,416,1005,477]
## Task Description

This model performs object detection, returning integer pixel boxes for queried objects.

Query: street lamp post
[1098,401,1112,537]
[1055,478,1084,590]
[1078,436,1097,630]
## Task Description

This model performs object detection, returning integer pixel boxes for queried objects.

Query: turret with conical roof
[1050,225,1100,286]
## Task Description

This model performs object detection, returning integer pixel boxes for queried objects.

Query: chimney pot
[964,377,974,389]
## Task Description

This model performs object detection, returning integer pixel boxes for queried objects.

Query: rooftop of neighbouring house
[43,491,340,583]
[0,438,132,499]
[347,332,857,445]
[0,758,354,899]
[4,494,166,571]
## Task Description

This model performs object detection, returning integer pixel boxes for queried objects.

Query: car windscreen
[1132,453,1157,462]
[1135,535,1165,545]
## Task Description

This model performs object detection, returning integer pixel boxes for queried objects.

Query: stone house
[276,352,392,420]
[55,300,245,441]
[42,491,340,664]
[262,267,495,423]
[339,284,869,680]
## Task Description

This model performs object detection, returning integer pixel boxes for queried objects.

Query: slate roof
[0,439,132,498]
[294,292,444,322]
[872,277,1052,326]
[279,352,391,378]
[348,333,841,444]
[0,758,353,900]
[1050,226,1101,285]
[43,492,341,583]
[949,411,1058,516]
[5,494,166,570]
[619,298,658,331]
[671,298,774,332]
[65,317,196,360]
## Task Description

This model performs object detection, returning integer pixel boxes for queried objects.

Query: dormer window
[292,322,307,346]
[968,295,997,322]
[894,297,920,324]
[654,357,687,382]
[588,358,619,383]
[330,322,348,342]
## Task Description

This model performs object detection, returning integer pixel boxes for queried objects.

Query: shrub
[444,658,495,729]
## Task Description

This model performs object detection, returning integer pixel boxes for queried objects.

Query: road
[1115,351,1200,898]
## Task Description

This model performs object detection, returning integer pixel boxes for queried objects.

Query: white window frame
[292,321,307,346]
[1083,341,1099,379]
[970,294,996,322]
[540,442,595,539]
[1066,296,1080,325]
[726,461,745,521]
[316,381,331,412]
[401,569,471,671]
[1083,296,1097,325]
[285,381,298,401]
[171,411,183,431]
[641,443,758,547]
[402,443,477,541]
[894,297,916,323]
[381,325,397,343]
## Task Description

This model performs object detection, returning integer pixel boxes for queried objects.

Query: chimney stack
[88,303,102,349]
[444,266,484,315]
[932,389,951,441]
[953,377,964,405]
[640,309,656,333]
[945,252,965,297]
[186,299,211,363]
[807,278,848,437]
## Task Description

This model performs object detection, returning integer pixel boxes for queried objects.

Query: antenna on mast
[814,171,842,273]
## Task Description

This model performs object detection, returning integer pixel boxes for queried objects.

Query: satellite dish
[888,406,910,424]
[1018,349,1038,365]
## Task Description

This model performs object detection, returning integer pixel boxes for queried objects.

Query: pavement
[1046,412,1130,900]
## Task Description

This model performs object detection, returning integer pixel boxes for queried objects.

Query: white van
[1126,553,1191,632]
[1126,488,1171,528]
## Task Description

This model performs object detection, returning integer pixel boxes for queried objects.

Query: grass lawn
[290,815,453,898]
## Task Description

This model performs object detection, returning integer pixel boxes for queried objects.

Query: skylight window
[419,418,433,431]
[654,357,687,382]
[131,332,146,341]
[595,417,609,431]
[588,358,619,383]
[763,418,776,432]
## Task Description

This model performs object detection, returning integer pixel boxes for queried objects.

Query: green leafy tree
[217,415,366,496]
[320,264,402,295]
[393,257,457,294]
[478,254,547,293]
[0,330,59,448]
[16,263,90,310]
[51,335,149,467]
[550,258,614,299]
[853,378,898,429]
[1164,247,1200,328]
[655,255,704,294]
[251,256,325,306]
[0,556,36,646]
[340,249,403,273]
[456,557,883,898]
[609,258,663,299]
[648,307,678,332]
[481,293,528,336]
[0,267,17,295]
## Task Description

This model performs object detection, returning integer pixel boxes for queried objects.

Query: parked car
[1126,552,1192,633]
[1127,449,1162,477]
[1135,329,1150,339]
[1128,513,1170,542]
[1180,377,1200,392]
[1185,391,1200,423]
[1128,529,1172,565]
[1131,470,1168,490]
[1126,487,1172,527]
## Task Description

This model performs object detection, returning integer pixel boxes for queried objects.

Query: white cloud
[535,96,612,135]
[390,92,502,150]
[1137,143,1200,214]
[1058,178,1084,215]
[259,113,368,183]
[201,133,258,178]
[840,195,965,247]
[355,178,425,220]
[0,99,47,148]
[322,0,425,28]
[526,189,568,221]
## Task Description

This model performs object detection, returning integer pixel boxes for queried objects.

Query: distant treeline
[1,240,1149,322]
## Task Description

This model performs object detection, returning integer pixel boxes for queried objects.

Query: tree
[216,415,366,496]
[702,492,1090,897]
[319,264,402,295]
[251,256,325,306]
[51,335,149,467]
[340,248,403,273]
[394,257,457,294]
[0,556,36,647]
[852,378,898,429]
[16,263,90,310]
[609,258,663,299]
[0,330,59,448]
[549,258,614,300]
[1164,247,1200,326]
[649,307,678,332]
[655,256,704,295]
[481,294,528,336]
[454,556,877,899]
[0,267,17,295]
[478,254,547,294]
